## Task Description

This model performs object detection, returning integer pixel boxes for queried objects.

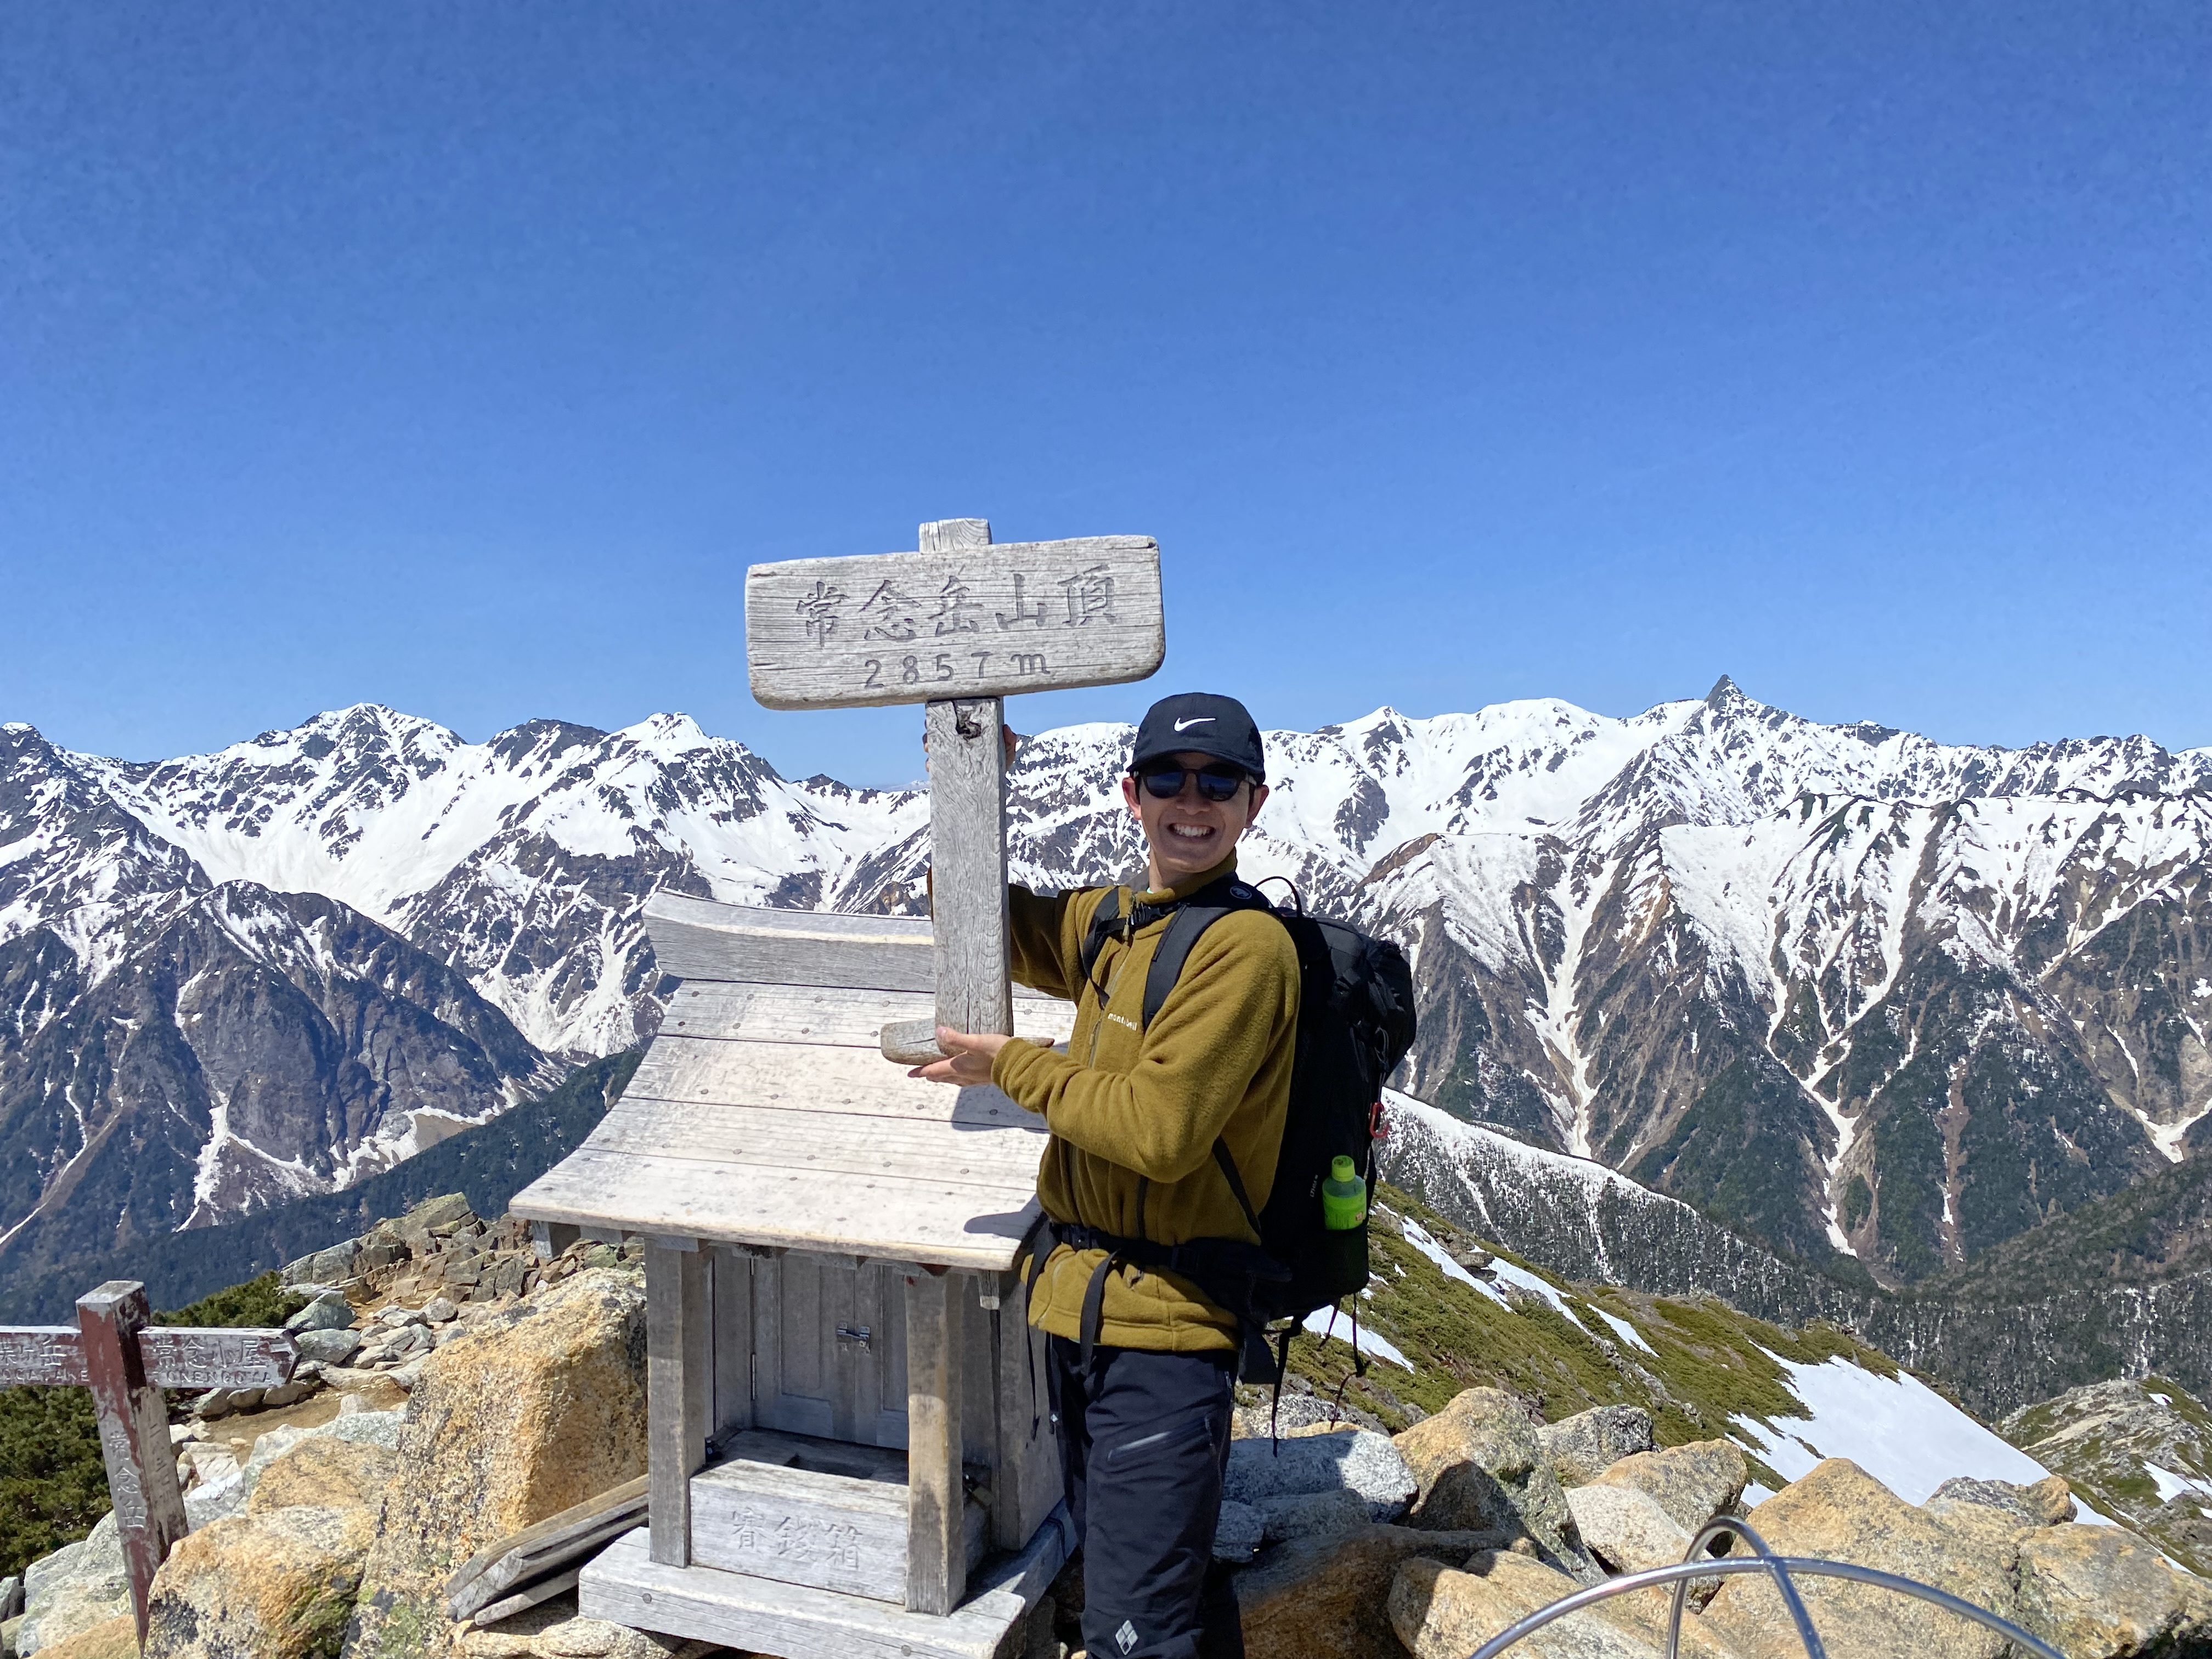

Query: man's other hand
[909,1026,1011,1085]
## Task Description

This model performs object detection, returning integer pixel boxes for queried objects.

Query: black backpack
[1068,874,1418,1376]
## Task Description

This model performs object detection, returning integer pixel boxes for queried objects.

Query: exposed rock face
[1699,1459,2020,1659]
[1587,1441,1748,1538]
[1538,1404,1655,1487]
[2014,1523,2212,1659]
[1388,1551,1746,1659]
[1233,1525,1506,1659]
[247,1440,399,1521]
[25,1618,139,1659]
[1222,1429,1418,1522]
[18,1516,131,1656]
[145,1505,372,1659]
[2000,1376,2212,1577]
[341,1269,647,1659]
[1393,1390,1595,1581]
[1563,1485,1693,1577]
[1924,1474,2074,1529]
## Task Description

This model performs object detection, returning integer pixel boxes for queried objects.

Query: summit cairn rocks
[1698,1458,2022,1659]
[1392,1389,1598,1581]
[1538,1404,1655,1488]
[2015,1523,2212,1659]
[1585,1440,1748,1536]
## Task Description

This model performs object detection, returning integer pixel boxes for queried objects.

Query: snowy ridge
[7,679,2211,1277]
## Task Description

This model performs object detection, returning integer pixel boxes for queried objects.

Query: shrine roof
[508,895,1070,1272]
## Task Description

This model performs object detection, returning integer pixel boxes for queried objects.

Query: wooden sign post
[747,520,1165,1053]
[0,1282,297,1641]
[744,518,1164,1616]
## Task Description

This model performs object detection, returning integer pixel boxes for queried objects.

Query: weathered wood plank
[903,1271,966,1616]
[515,1148,1041,1272]
[747,535,1165,711]
[661,983,1071,1049]
[710,1248,754,1446]
[470,1566,582,1629]
[0,1328,86,1386]
[925,696,1013,1040]
[647,1245,710,1567]
[623,1036,1042,1128]
[988,1269,1063,1552]
[77,1282,189,1644]
[582,1509,1073,1659]
[646,895,935,991]
[446,1477,651,1618]
[579,1098,1046,1190]
[689,1454,990,1604]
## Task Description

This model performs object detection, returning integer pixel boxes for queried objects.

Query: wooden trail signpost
[0,1282,297,1642]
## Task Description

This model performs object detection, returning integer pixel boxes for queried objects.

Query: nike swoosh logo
[1173,716,1215,731]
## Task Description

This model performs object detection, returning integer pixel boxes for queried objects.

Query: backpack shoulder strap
[1076,886,1124,994]
[1138,879,1277,1029]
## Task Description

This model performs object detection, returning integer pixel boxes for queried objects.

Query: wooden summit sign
[1,1281,297,1641]
[746,520,1164,1048]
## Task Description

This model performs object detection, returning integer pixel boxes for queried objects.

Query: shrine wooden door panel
[751,1253,909,1448]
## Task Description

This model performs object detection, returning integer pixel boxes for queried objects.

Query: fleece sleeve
[991,913,1297,1182]
[1005,884,1105,1002]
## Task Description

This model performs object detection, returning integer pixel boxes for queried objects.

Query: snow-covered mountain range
[4,679,2209,1294]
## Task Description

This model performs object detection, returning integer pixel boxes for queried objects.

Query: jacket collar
[1134,852,1239,910]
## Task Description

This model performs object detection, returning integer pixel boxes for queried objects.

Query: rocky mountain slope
[2001,1376,2212,1577]
[6,680,2209,1295]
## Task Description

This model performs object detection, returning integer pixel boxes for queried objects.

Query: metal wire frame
[1462,1515,2068,1659]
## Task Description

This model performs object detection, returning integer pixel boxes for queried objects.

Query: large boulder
[286,1294,358,1335]
[249,1440,399,1520]
[340,1268,647,1659]
[144,1430,399,1659]
[1699,1459,2018,1659]
[1539,1406,1655,1488]
[1563,1484,1692,1576]
[1235,1525,1506,1659]
[18,1517,132,1656]
[1387,1552,1740,1659]
[145,1506,373,1659]
[1586,1440,1747,1537]
[25,1618,138,1659]
[2015,1523,2212,1659]
[1393,1390,1595,1580]
[1223,1429,1418,1521]
[452,1597,713,1659]
[1925,1475,2074,1529]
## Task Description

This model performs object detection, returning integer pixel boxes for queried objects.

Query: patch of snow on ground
[1303,1305,1409,1369]
[1731,1350,2060,1508]
[1397,1216,1506,1304]
[1588,1305,1655,1353]
[1488,1256,1577,1321]
[2145,1462,2208,1506]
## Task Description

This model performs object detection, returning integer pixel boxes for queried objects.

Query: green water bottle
[1321,1155,1367,1231]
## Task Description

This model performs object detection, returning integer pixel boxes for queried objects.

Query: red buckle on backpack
[1368,1099,1387,1142]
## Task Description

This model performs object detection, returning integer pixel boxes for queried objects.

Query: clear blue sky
[4,3,2206,786]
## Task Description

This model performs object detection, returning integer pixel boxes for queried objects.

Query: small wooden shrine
[511,518,1165,1659]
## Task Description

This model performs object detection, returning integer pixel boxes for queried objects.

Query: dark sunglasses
[1136,764,1250,803]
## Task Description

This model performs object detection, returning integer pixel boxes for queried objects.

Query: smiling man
[915,692,1297,1659]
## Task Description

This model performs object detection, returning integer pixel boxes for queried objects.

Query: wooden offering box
[510,893,1075,1659]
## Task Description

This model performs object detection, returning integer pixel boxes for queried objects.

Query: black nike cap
[1128,692,1267,782]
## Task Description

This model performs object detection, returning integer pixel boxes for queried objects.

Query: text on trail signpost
[0,1281,297,1643]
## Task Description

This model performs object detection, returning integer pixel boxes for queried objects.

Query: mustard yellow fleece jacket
[990,854,1300,1353]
